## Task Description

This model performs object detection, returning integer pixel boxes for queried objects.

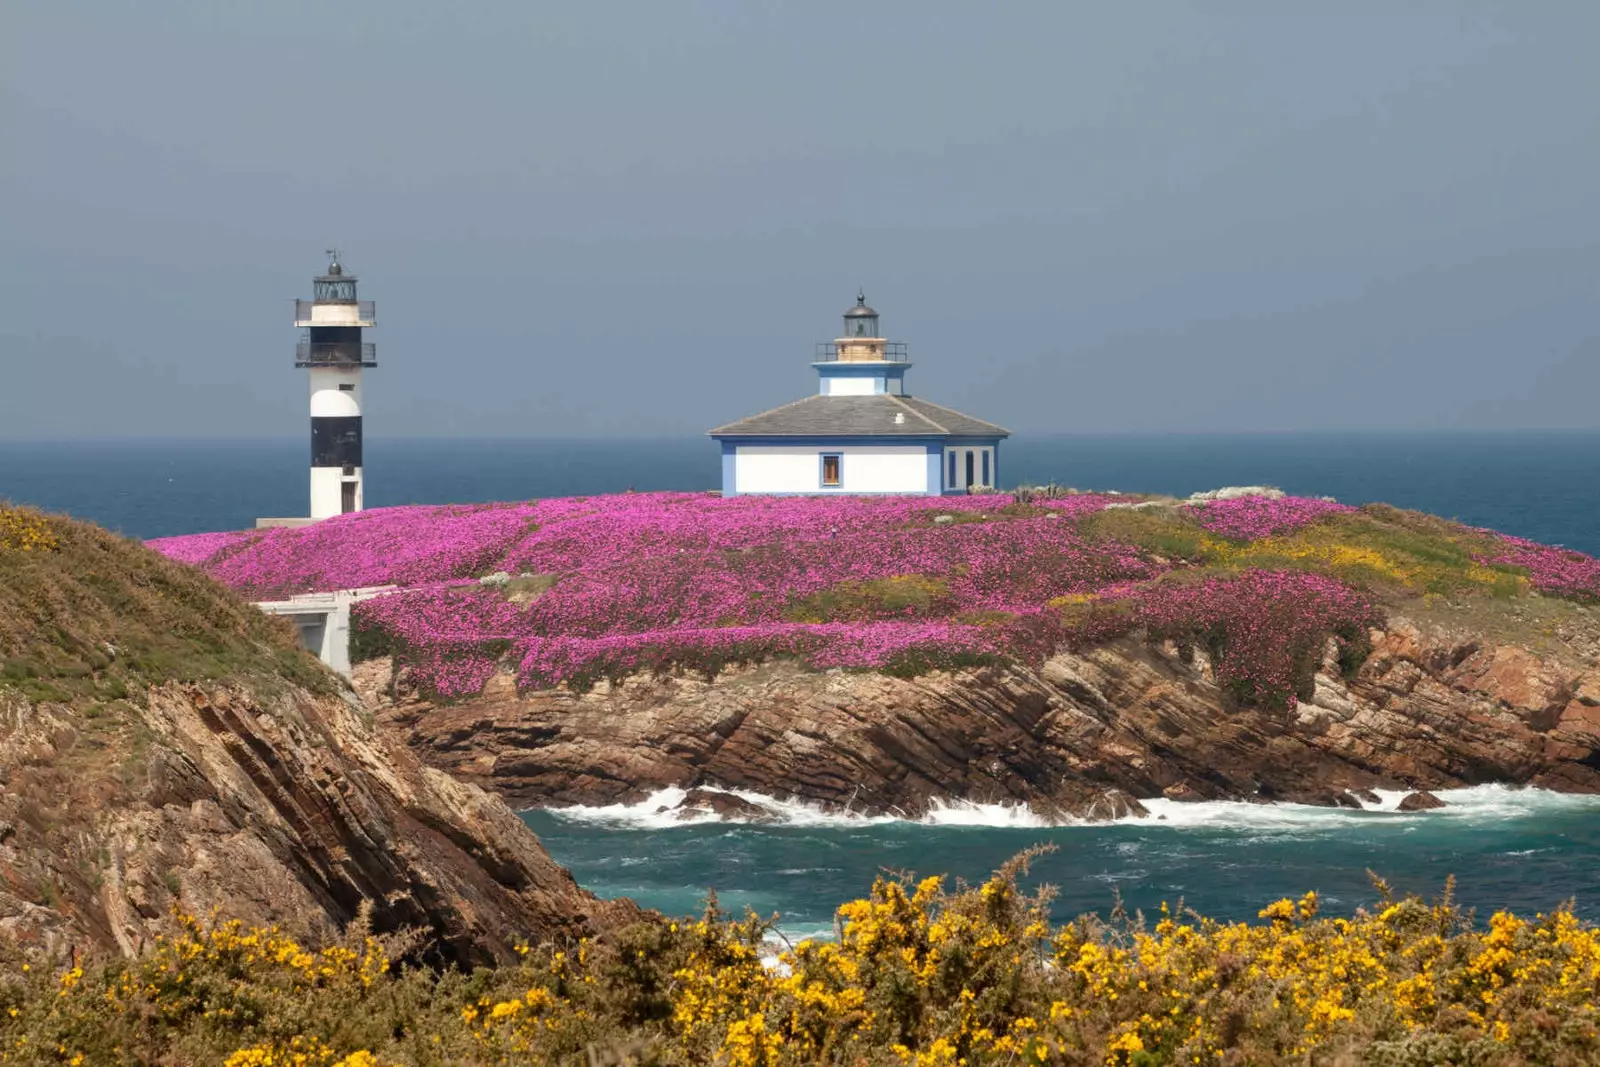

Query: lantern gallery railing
[294,300,377,325]
[813,342,910,362]
[295,342,378,368]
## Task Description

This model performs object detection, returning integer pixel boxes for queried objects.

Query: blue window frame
[820,452,843,488]
[981,451,990,486]
[948,450,957,488]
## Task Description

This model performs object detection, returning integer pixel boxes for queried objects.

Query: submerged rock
[1397,791,1447,812]
[671,788,780,823]
[1075,789,1149,823]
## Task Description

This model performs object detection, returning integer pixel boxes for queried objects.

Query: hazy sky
[4,2,1598,438]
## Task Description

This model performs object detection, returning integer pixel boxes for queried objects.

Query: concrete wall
[254,586,393,678]
[304,303,370,326]
[309,466,361,520]
[815,364,907,396]
[821,375,879,396]
[308,366,362,415]
[733,444,931,494]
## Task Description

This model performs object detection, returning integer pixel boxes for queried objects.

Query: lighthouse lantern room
[295,252,376,519]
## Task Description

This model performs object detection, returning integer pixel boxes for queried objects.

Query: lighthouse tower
[295,252,376,519]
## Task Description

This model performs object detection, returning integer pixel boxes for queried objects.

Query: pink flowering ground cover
[1188,495,1355,541]
[150,491,1410,707]
[1134,571,1379,709]
[1477,535,1600,601]
[145,529,260,567]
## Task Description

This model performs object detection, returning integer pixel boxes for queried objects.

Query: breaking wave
[541,786,1050,829]
[539,783,1600,831]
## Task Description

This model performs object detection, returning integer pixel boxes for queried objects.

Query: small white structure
[709,294,1009,495]
[295,252,377,520]
[255,586,394,679]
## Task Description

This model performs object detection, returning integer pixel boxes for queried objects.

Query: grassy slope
[0,505,332,709]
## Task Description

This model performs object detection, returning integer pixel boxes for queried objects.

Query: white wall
[309,367,362,416]
[305,304,369,326]
[310,466,362,520]
[734,444,929,494]
[943,445,996,491]
[255,586,394,678]
[821,376,879,396]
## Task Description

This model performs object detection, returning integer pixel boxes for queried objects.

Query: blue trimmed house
[709,294,1009,495]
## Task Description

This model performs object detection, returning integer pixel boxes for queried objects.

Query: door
[341,481,357,514]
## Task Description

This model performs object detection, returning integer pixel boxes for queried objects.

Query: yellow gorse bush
[6,864,1600,1064]
[1204,526,1521,596]
[0,508,56,553]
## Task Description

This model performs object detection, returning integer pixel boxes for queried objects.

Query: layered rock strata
[367,616,1600,821]
[0,679,633,965]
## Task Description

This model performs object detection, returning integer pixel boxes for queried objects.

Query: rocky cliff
[0,507,631,964]
[146,490,1600,822]
[366,598,1600,820]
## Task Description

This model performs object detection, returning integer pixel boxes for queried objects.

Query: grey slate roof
[708,394,1010,439]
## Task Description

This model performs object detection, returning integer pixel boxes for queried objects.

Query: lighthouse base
[310,466,363,520]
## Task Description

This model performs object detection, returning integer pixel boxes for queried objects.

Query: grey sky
[3,1,1597,438]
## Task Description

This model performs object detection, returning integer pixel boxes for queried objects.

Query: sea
[5,431,1600,929]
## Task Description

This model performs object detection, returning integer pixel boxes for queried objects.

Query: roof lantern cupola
[313,249,359,304]
[812,290,911,396]
[843,291,879,338]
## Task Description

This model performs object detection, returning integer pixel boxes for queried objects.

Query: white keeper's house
[709,294,1009,496]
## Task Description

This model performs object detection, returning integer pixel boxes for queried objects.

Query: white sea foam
[1135,784,1600,831]
[918,798,1053,827]
[544,787,1055,829]
[539,782,1600,831]
[545,786,898,829]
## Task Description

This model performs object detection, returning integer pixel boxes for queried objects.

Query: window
[948,451,957,488]
[981,451,990,486]
[311,416,363,467]
[965,450,975,488]
[820,453,843,487]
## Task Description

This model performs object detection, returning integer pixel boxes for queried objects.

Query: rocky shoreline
[363,613,1600,823]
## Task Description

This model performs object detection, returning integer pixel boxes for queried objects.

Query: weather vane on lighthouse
[293,250,377,519]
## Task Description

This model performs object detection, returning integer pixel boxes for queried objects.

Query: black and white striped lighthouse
[295,251,376,519]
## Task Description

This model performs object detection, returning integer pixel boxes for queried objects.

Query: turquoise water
[522,787,1600,932]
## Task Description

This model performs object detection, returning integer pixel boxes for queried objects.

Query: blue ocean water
[5,432,1600,925]
[2,432,1598,552]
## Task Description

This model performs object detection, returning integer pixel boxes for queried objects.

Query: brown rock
[0,680,635,966]
[1557,701,1600,739]
[364,620,1600,822]
[1075,789,1149,823]
[1397,791,1447,812]
[670,788,779,823]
